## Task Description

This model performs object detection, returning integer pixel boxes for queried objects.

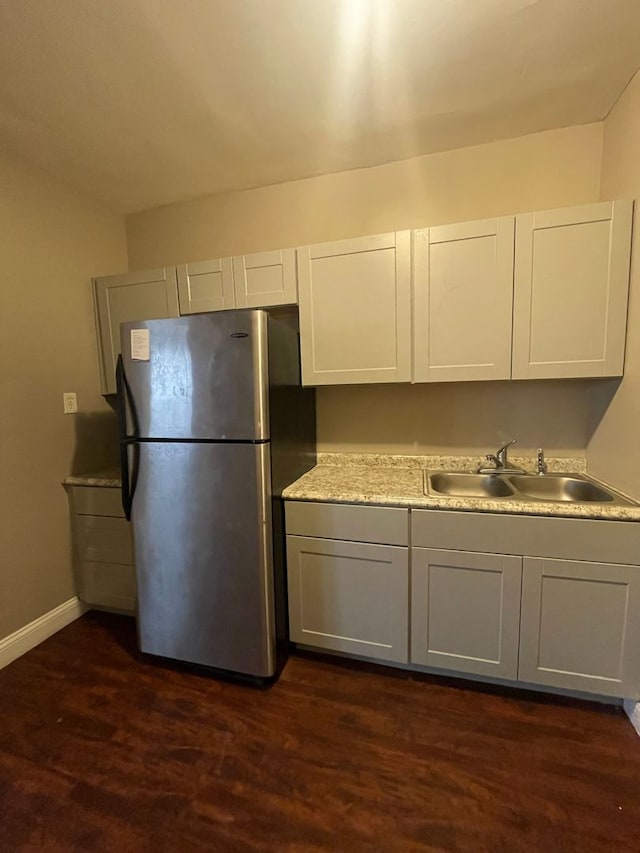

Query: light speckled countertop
[283,453,640,522]
[63,454,640,521]
[63,468,121,488]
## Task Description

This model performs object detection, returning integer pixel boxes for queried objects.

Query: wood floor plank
[0,611,639,852]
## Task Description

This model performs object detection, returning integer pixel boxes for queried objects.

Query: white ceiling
[0,0,639,214]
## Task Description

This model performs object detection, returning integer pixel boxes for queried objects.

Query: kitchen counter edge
[282,465,640,523]
[63,469,121,488]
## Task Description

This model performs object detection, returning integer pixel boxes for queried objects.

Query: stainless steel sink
[424,470,635,506]
[428,472,515,499]
[508,474,624,504]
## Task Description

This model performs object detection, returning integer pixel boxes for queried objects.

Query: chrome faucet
[477,439,526,475]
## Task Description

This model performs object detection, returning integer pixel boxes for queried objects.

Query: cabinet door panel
[411,548,522,679]
[287,536,409,663]
[177,258,235,314]
[233,248,297,308]
[297,231,411,385]
[78,561,136,612]
[512,201,632,379]
[413,218,514,382]
[76,516,133,565]
[94,268,179,394]
[519,557,640,696]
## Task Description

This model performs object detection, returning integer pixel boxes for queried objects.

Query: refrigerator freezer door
[120,311,269,441]
[131,441,276,677]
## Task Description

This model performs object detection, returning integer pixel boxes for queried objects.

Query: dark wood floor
[1,613,639,852]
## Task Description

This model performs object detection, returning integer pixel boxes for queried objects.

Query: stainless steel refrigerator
[117,309,315,681]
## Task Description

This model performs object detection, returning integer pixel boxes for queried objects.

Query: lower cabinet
[411,548,522,680]
[287,535,409,664]
[410,549,640,695]
[67,486,136,614]
[285,501,410,664]
[284,502,640,700]
[519,557,640,697]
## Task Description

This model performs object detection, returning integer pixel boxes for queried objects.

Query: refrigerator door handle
[116,354,133,521]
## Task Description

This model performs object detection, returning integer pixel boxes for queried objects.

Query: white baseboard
[624,699,640,737]
[0,597,88,670]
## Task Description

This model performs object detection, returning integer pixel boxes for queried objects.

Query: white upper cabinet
[94,268,179,395]
[177,258,235,315]
[233,248,297,308]
[178,250,297,314]
[92,200,634,394]
[413,217,515,382]
[297,231,412,385]
[512,200,633,379]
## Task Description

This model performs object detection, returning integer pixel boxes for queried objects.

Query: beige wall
[0,148,127,638]
[587,70,640,497]
[127,123,603,268]
[127,123,604,457]
[319,381,591,457]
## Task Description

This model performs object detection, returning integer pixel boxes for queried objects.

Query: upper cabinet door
[233,248,297,308]
[512,200,633,379]
[94,268,179,395]
[177,258,235,315]
[413,217,515,382]
[297,231,411,385]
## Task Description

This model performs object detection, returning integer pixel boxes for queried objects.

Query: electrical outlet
[63,392,78,414]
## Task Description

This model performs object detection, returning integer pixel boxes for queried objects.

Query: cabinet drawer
[411,509,640,565]
[72,487,124,518]
[76,515,133,565]
[286,501,408,545]
[76,561,136,613]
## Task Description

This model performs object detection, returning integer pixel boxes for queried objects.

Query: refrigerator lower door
[131,441,275,677]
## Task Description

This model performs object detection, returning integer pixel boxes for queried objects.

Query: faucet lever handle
[495,438,517,466]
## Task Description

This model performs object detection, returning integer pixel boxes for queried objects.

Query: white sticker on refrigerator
[131,328,150,361]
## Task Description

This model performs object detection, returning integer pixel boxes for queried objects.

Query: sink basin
[425,470,635,506]
[508,474,624,504]
[428,472,515,499]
